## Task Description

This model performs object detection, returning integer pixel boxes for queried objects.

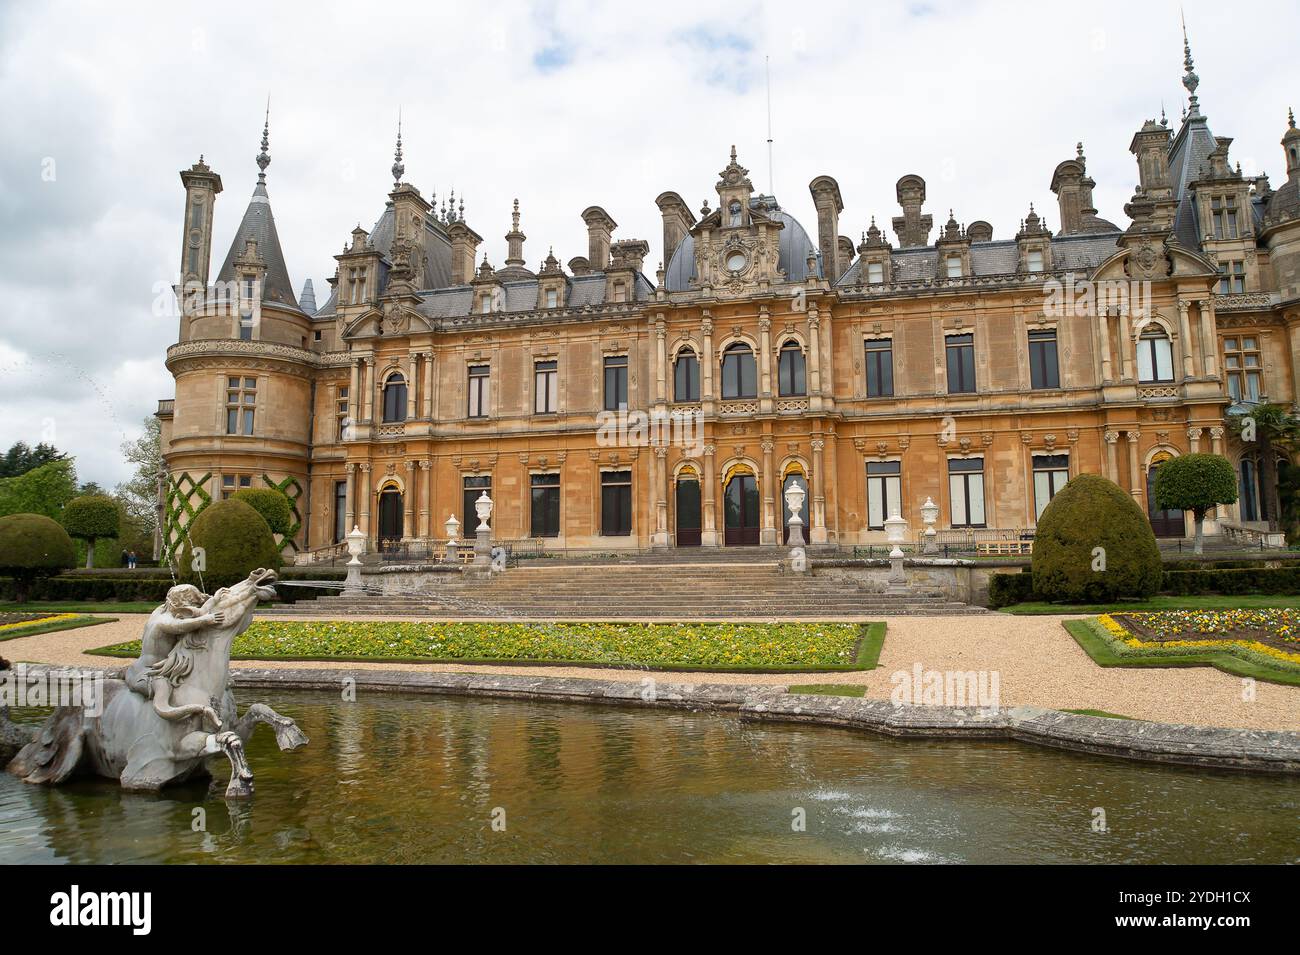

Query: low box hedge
[991,565,1300,607]
[988,571,1036,609]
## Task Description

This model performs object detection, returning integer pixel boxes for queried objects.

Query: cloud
[0,0,1296,488]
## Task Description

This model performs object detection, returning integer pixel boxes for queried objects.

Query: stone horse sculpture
[6,568,307,798]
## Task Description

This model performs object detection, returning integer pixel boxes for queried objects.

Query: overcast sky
[0,0,1295,488]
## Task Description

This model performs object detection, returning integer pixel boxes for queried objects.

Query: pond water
[2,691,1297,864]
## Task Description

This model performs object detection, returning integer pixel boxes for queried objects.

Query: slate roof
[215,180,300,310]
[665,196,822,291]
[416,272,653,320]
[1168,114,1219,250]
[836,232,1121,286]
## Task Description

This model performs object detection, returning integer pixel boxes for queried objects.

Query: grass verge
[89,620,888,674]
[0,601,159,615]
[0,615,118,642]
[1063,618,1300,687]
[1002,595,1300,615]
[786,684,868,697]
[1060,708,1136,720]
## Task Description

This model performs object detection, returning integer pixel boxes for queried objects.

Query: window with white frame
[225,376,256,435]
[945,255,962,279]
[948,457,986,527]
[1136,327,1174,383]
[1032,454,1069,520]
[467,364,490,418]
[534,360,558,414]
[1223,335,1261,402]
[866,460,901,530]
[866,261,884,284]
[1026,249,1044,273]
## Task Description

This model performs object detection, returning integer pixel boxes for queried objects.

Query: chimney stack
[581,206,617,272]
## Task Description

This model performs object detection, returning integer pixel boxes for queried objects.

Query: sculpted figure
[7,569,306,798]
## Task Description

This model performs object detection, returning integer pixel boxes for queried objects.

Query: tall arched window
[778,340,806,396]
[674,348,700,402]
[1136,327,1174,383]
[721,342,757,399]
[382,372,408,422]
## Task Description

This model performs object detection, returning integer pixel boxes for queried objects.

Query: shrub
[231,487,293,536]
[61,494,121,568]
[1152,454,1238,555]
[178,499,281,590]
[0,513,77,602]
[1161,566,1300,596]
[987,571,1035,608]
[1031,474,1162,603]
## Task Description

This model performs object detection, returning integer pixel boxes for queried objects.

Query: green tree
[0,513,76,602]
[0,441,67,478]
[1228,403,1300,532]
[179,499,281,590]
[0,459,78,519]
[1031,473,1162,603]
[232,487,293,536]
[1152,454,1238,555]
[62,494,122,568]
[116,415,163,552]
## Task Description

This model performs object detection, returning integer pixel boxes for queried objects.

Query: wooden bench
[975,540,1033,556]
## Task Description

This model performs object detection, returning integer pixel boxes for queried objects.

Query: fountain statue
[4,568,307,798]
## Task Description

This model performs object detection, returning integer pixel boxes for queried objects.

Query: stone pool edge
[8,664,1298,775]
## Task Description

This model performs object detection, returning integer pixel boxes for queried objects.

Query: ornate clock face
[725,250,748,273]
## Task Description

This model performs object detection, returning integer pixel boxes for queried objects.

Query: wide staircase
[269,558,987,619]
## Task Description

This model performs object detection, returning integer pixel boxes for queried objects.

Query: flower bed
[0,612,78,634]
[1075,612,1300,681]
[91,620,885,673]
[0,613,111,642]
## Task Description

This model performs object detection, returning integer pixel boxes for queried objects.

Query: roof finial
[511,197,520,231]
[256,96,271,180]
[730,144,737,163]
[1290,107,1296,130]
[391,108,404,184]
[1181,10,1201,117]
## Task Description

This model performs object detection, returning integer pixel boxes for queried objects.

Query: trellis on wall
[162,471,212,564]
[261,473,304,552]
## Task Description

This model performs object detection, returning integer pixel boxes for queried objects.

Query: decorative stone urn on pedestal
[882,507,909,592]
[342,525,366,596]
[443,514,460,565]
[473,492,493,567]
[920,497,940,555]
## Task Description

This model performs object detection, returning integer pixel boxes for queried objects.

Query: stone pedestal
[342,560,364,596]
[886,546,908,593]
[444,539,459,565]
[473,527,491,567]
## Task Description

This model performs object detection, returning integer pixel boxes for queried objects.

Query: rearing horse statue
[7,568,307,798]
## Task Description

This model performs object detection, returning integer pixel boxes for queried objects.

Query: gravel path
[3,612,1295,732]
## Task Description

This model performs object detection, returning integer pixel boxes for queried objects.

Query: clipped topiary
[1152,453,1238,555]
[1031,473,1161,603]
[178,498,281,590]
[231,487,293,536]
[62,493,121,568]
[0,513,77,602]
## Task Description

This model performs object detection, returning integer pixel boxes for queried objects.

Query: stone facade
[158,49,1300,558]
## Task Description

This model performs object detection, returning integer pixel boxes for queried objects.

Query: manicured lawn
[787,684,868,697]
[1002,595,1300,615]
[0,601,159,615]
[1063,617,1300,686]
[0,613,117,641]
[90,620,888,673]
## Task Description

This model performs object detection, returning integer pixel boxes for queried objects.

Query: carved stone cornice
[165,338,318,377]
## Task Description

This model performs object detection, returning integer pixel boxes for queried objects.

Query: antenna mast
[765,55,775,194]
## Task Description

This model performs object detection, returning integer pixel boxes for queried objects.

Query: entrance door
[782,472,809,544]
[724,473,760,546]
[378,489,404,545]
[1146,461,1185,537]
[675,477,701,546]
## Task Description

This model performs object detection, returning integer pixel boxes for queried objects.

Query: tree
[178,499,281,590]
[0,459,78,519]
[62,494,122,568]
[1228,403,1300,532]
[0,442,67,479]
[0,513,76,602]
[1031,473,1162,603]
[116,415,163,552]
[1153,454,1238,555]
[231,487,293,536]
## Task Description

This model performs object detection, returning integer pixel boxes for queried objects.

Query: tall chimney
[581,206,617,272]
[809,176,845,283]
[448,220,482,286]
[655,192,696,269]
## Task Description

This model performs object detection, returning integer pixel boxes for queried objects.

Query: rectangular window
[462,475,491,532]
[1223,336,1262,403]
[945,256,962,279]
[221,473,252,500]
[1211,196,1224,240]
[603,355,628,411]
[336,386,350,441]
[545,288,558,308]
[1026,249,1044,273]
[333,480,348,543]
[534,360,558,414]
[864,338,894,397]
[674,351,700,402]
[866,460,901,530]
[1032,454,1069,520]
[480,294,492,314]
[866,261,884,284]
[530,473,561,538]
[948,457,986,527]
[945,333,976,394]
[600,470,632,536]
[1028,329,1060,389]
[1218,259,1246,294]
[467,364,490,418]
[225,376,256,435]
[1137,332,1174,383]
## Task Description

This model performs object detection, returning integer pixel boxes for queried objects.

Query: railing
[1217,520,1288,549]
[156,399,174,415]
[294,541,350,566]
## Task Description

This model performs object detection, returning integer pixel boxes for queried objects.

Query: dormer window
[612,281,627,303]
[348,268,366,305]
[1211,196,1239,240]
[545,288,558,309]
[945,256,962,279]
[728,201,742,227]
[1026,249,1044,273]
[866,261,884,284]
[480,293,492,314]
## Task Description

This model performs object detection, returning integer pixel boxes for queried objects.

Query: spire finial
[730,144,737,162]
[256,96,271,180]
[1181,11,1201,116]
[391,108,404,184]
[1290,107,1296,130]
[512,197,520,231]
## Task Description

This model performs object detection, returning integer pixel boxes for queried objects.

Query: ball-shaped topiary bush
[0,513,77,602]
[1031,473,1162,603]
[61,493,121,568]
[178,499,281,590]
[231,487,293,536]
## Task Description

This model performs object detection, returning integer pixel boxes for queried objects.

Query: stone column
[701,443,719,547]
[423,354,434,418]
[1177,300,1196,378]
[1200,299,1218,378]
[701,314,715,406]
[1187,427,1202,453]
[362,357,375,422]
[758,310,773,400]
[807,305,822,401]
[419,459,432,539]
[344,462,356,532]
[358,462,372,539]
[760,438,777,544]
[1126,431,1142,503]
[1118,309,1134,381]
[652,446,670,547]
[1207,426,1225,527]
[403,461,416,540]
[1209,426,1224,456]
[1098,312,1113,383]
[1103,431,1119,484]
[654,316,667,405]
[348,360,361,425]
[810,437,828,544]
[407,353,418,420]
[820,309,834,408]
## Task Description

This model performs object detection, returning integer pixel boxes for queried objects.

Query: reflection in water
[2,691,1298,864]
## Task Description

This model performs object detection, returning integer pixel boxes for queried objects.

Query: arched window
[1136,327,1174,383]
[674,348,700,402]
[777,340,806,396]
[382,372,408,422]
[721,342,757,399]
